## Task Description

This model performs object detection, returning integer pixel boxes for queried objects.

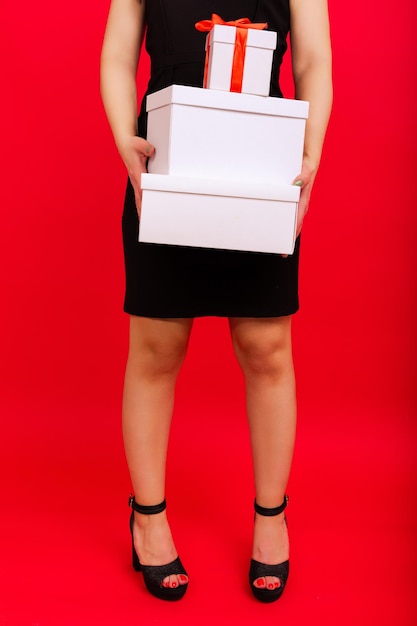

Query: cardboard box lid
[246,28,277,49]
[209,24,277,50]
[147,84,309,119]
[209,24,236,45]
[141,174,301,202]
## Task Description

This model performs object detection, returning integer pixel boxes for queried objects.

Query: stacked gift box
[139,16,309,255]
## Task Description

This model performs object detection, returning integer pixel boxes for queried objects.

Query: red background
[0,1,416,624]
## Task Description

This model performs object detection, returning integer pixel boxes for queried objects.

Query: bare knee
[230,317,293,380]
[127,317,192,379]
[133,337,188,378]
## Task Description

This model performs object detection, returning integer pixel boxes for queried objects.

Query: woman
[100,0,332,602]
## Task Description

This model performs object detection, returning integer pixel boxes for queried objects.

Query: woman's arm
[100,0,153,214]
[289,0,333,235]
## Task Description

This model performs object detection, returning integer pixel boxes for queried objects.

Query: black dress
[122,0,300,318]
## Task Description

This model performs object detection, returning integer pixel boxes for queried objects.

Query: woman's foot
[251,510,289,591]
[132,509,188,589]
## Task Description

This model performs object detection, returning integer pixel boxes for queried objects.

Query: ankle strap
[254,495,289,517]
[128,495,167,515]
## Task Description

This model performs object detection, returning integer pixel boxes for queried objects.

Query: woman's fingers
[131,136,155,158]
[292,161,312,190]
[119,136,155,218]
[295,183,312,237]
[133,184,143,217]
[292,161,315,238]
[129,165,146,218]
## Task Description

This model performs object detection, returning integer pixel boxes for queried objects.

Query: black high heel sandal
[129,495,188,601]
[249,495,289,603]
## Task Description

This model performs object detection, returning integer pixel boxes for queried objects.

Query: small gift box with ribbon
[195,14,277,96]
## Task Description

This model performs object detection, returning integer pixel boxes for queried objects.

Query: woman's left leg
[229,316,296,592]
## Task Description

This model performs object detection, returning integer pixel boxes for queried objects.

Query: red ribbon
[195,14,268,92]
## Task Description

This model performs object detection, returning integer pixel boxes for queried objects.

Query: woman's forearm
[294,61,333,173]
[290,0,332,175]
[100,59,139,153]
[100,0,146,155]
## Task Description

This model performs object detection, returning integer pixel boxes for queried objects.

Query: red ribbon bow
[195,14,268,92]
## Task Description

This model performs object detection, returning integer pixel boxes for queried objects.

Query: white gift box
[147,85,309,186]
[205,25,277,96]
[139,174,300,255]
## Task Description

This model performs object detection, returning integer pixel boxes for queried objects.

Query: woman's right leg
[122,315,193,588]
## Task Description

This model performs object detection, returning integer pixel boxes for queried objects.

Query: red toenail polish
[275,582,280,588]
[179,575,187,582]
[268,584,274,589]
[172,582,177,588]
[257,579,265,587]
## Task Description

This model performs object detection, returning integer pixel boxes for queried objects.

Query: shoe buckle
[128,494,134,509]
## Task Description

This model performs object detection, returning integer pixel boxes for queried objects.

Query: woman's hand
[292,158,316,237]
[118,136,155,218]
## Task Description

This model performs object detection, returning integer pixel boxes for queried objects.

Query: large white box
[139,174,300,255]
[204,24,277,96]
[147,85,309,185]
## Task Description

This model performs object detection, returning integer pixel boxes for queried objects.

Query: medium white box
[147,85,309,185]
[139,174,300,255]
[205,25,277,96]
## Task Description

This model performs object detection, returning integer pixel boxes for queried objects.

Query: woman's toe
[265,575,281,590]
[254,575,282,589]
[169,575,179,588]
[162,573,188,588]
[162,575,176,588]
